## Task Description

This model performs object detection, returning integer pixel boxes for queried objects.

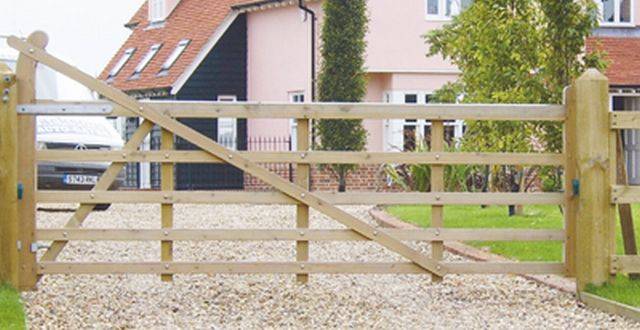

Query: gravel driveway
[23,204,640,329]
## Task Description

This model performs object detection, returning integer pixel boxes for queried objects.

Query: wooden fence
[0,31,637,295]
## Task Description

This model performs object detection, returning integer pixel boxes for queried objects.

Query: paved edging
[579,292,640,323]
[368,207,576,293]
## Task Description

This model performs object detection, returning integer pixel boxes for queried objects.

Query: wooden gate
[1,31,624,293]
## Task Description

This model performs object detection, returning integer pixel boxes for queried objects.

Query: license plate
[63,174,98,185]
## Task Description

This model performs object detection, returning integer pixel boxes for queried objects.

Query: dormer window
[158,39,190,76]
[598,0,633,26]
[149,0,166,23]
[131,43,162,79]
[426,0,472,20]
[108,48,135,79]
[148,0,180,25]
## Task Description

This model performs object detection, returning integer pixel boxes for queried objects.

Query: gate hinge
[30,243,50,253]
[17,183,24,200]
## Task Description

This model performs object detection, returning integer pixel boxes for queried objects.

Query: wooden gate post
[0,62,19,288]
[16,31,48,291]
[571,69,616,291]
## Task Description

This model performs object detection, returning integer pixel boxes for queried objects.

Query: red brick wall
[244,164,393,192]
[586,37,640,86]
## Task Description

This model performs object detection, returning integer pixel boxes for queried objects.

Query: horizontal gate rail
[35,228,565,242]
[36,262,566,275]
[612,185,640,203]
[611,112,640,130]
[37,191,565,205]
[25,100,567,121]
[610,255,640,274]
[36,150,565,166]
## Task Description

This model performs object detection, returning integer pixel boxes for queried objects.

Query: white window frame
[598,0,635,27]
[149,0,166,23]
[108,48,135,79]
[289,91,306,151]
[384,91,465,152]
[159,39,190,74]
[425,0,468,21]
[217,95,238,150]
[132,43,162,77]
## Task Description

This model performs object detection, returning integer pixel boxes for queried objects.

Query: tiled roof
[587,37,640,86]
[99,0,246,92]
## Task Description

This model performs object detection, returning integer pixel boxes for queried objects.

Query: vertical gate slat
[161,129,175,282]
[16,32,48,290]
[295,119,311,283]
[564,86,578,277]
[431,120,445,283]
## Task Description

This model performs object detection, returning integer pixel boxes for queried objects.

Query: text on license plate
[63,174,98,185]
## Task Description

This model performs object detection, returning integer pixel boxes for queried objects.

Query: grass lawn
[387,204,640,307]
[0,284,26,329]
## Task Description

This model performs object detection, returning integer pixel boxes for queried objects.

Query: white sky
[1,0,145,99]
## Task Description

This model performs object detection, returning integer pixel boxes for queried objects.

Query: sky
[0,0,145,99]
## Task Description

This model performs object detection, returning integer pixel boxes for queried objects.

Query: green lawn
[387,204,640,307]
[0,284,26,329]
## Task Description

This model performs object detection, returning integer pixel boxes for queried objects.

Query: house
[101,0,640,190]
[587,0,640,184]
[99,0,249,190]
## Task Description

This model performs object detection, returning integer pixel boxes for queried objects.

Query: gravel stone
[23,204,640,328]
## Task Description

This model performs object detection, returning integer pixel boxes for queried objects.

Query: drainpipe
[298,0,316,102]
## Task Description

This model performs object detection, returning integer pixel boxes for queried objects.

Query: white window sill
[425,15,453,22]
[598,22,636,28]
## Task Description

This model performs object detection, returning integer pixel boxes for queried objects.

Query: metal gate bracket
[18,103,113,115]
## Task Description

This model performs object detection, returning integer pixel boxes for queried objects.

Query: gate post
[570,69,616,292]
[16,31,48,291]
[0,62,19,288]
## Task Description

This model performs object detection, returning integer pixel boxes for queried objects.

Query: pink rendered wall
[366,0,457,72]
[246,0,459,147]
[246,3,322,139]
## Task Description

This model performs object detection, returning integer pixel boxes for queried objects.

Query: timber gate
[1,31,639,293]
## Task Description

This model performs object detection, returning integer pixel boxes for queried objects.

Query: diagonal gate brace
[8,36,447,277]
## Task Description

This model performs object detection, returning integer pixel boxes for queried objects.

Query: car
[37,116,125,211]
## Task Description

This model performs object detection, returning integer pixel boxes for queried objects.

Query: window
[131,44,162,79]
[598,0,633,25]
[108,48,135,79]
[426,0,472,20]
[149,0,166,23]
[158,39,190,75]
[217,95,237,150]
[289,92,305,151]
